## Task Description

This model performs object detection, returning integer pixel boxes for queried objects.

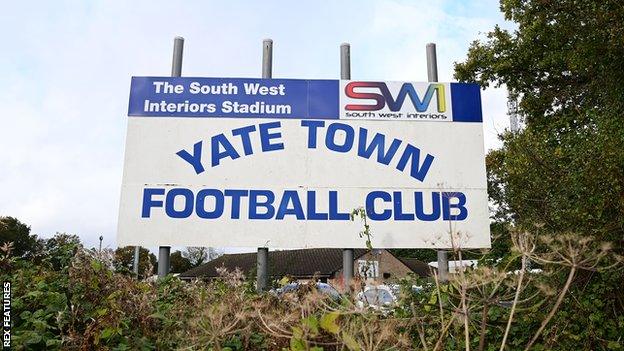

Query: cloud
[358,0,512,151]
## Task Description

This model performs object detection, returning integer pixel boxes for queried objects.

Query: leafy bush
[2,228,622,350]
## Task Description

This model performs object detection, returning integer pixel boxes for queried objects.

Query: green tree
[454,0,624,348]
[170,250,192,273]
[42,232,82,271]
[454,0,624,243]
[183,247,221,267]
[390,248,437,263]
[0,216,42,258]
[114,246,157,279]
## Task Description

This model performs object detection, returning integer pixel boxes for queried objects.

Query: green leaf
[25,333,42,345]
[95,308,108,317]
[292,326,303,339]
[278,276,290,287]
[302,315,319,336]
[90,259,102,272]
[320,312,340,334]
[425,291,437,312]
[100,327,116,340]
[46,338,62,347]
[290,335,306,351]
[341,332,360,351]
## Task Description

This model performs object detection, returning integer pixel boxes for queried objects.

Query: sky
[0,0,514,252]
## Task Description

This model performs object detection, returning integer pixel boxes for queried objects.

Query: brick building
[179,248,430,288]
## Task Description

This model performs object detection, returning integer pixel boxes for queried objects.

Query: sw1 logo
[344,82,447,112]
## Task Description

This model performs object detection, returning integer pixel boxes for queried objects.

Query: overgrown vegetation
[3,224,622,350]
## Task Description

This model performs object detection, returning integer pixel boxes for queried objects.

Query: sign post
[157,36,184,279]
[340,43,355,290]
[426,42,449,283]
[256,39,273,293]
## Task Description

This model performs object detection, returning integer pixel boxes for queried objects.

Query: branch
[524,265,577,351]
[499,255,526,351]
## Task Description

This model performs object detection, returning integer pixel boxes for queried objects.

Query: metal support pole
[257,247,268,292]
[256,38,273,293]
[158,246,170,278]
[342,248,354,288]
[171,36,184,77]
[340,43,355,290]
[158,36,184,279]
[437,249,449,282]
[133,246,140,278]
[340,43,351,80]
[427,43,449,283]
[262,39,273,79]
[426,43,438,82]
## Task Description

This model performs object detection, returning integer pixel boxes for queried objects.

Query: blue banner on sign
[128,77,482,122]
[128,77,339,119]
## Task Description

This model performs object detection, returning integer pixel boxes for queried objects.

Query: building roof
[180,248,369,279]
[398,257,432,277]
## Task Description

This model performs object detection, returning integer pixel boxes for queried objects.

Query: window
[357,260,379,278]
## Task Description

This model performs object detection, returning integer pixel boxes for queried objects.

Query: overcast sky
[0,0,513,252]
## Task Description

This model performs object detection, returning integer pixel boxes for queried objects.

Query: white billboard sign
[117,77,490,249]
